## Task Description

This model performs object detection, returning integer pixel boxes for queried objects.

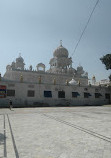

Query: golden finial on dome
[60,40,62,46]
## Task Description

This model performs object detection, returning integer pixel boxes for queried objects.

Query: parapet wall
[3,69,88,85]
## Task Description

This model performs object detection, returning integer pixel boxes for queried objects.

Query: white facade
[0,43,111,107]
[4,42,88,85]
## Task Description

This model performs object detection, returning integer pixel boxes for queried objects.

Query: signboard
[0,85,6,98]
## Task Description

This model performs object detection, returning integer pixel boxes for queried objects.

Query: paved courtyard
[0,105,111,158]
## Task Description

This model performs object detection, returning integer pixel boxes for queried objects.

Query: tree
[100,54,111,81]
[109,74,111,81]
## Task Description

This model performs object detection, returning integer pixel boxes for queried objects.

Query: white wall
[0,80,110,107]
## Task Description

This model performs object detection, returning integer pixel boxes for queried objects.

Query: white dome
[77,66,83,71]
[16,56,24,62]
[37,63,45,67]
[53,45,68,58]
[69,78,77,85]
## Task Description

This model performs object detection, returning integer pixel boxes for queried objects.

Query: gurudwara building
[0,42,111,107]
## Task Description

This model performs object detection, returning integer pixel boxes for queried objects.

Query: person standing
[9,99,13,110]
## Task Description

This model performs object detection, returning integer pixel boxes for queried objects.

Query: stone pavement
[0,105,111,158]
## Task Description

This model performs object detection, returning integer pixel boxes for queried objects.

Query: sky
[0,0,111,81]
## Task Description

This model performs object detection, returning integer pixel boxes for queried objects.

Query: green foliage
[109,74,111,81]
[100,54,111,81]
[100,54,111,70]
